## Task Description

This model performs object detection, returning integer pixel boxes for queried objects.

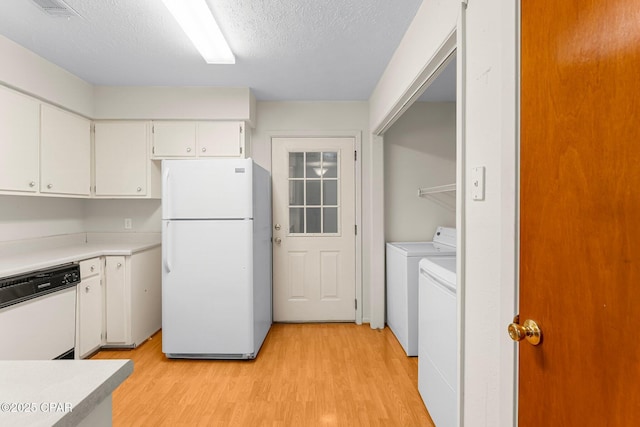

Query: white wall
[384,102,456,242]
[0,35,93,117]
[84,199,161,233]
[0,196,85,242]
[463,1,518,425]
[369,0,458,132]
[251,101,371,321]
[0,196,162,243]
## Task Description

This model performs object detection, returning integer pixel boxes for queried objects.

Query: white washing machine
[418,255,457,427]
[385,226,456,356]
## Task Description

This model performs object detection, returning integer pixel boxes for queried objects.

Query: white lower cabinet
[77,258,103,359]
[104,247,161,347]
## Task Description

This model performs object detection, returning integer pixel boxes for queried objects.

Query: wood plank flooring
[92,323,434,426]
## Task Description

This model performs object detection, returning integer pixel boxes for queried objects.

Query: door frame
[268,130,363,325]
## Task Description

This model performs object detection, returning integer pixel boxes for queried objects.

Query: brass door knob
[508,316,542,345]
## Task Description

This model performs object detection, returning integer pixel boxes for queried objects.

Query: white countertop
[0,233,161,278]
[0,359,133,427]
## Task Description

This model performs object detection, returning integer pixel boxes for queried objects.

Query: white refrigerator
[161,158,272,359]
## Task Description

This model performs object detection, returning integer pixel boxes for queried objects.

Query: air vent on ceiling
[31,0,79,18]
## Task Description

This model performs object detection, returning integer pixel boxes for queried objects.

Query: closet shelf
[418,183,456,211]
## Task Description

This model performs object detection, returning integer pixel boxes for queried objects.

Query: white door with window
[272,137,356,322]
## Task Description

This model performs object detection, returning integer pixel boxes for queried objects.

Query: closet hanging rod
[417,183,456,197]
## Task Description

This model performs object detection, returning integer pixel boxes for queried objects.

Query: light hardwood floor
[92,324,434,426]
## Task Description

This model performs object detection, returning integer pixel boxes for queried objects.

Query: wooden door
[519,0,640,425]
[272,137,356,322]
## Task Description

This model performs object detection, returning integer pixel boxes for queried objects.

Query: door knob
[274,224,281,230]
[274,237,282,244]
[508,315,542,345]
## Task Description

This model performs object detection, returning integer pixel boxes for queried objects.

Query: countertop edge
[0,241,161,279]
[53,360,133,427]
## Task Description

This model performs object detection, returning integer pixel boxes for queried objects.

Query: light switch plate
[472,167,485,201]
[124,218,132,230]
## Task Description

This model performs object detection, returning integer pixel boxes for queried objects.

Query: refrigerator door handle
[165,222,172,273]
[163,167,171,218]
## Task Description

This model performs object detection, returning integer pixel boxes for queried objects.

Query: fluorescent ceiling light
[161,0,235,64]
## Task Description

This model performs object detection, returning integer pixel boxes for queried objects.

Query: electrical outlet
[124,218,132,230]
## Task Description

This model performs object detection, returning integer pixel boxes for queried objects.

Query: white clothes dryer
[418,255,457,427]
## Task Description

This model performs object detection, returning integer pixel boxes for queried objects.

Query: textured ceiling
[0,0,455,101]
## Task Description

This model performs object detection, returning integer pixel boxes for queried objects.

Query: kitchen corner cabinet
[151,121,248,159]
[0,85,40,194]
[41,104,91,196]
[93,121,161,198]
[104,247,161,348]
[77,258,103,359]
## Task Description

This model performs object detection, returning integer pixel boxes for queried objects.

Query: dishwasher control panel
[0,264,81,310]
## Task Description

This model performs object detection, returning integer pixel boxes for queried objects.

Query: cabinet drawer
[79,258,101,279]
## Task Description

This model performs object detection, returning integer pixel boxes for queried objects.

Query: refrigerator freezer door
[162,219,254,357]
[162,158,253,220]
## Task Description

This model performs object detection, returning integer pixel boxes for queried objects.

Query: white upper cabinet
[40,104,91,196]
[152,121,247,159]
[0,86,40,193]
[151,122,196,157]
[94,121,160,198]
[197,121,244,157]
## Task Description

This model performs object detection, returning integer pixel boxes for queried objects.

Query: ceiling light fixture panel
[161,0,235,65]
[30,0,80,18]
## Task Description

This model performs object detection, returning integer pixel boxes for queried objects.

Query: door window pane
[287,150,340,234]
[322,152,338,178]
[323,208,338,233]
[323,180,338,205]
[289,208,304,233]
[306,208,321,233]
[306,181,321,206]
[289,152,304,178]
[289,181,304,205]
[305,152,322,178]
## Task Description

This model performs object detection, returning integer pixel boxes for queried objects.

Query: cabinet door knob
[47,184,53,189]
[117,262,122,268]
[85,286,90,293]
[137,187,142,192]
[186,147,192,152]
[202,147,207,152]
[90,265,95,272]
[29,181,35,187]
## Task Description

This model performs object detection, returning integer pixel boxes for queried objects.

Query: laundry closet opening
[384,57,457,244]
[382,54,457,426]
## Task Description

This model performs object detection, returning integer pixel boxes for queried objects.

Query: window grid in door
[288,151,339,235]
